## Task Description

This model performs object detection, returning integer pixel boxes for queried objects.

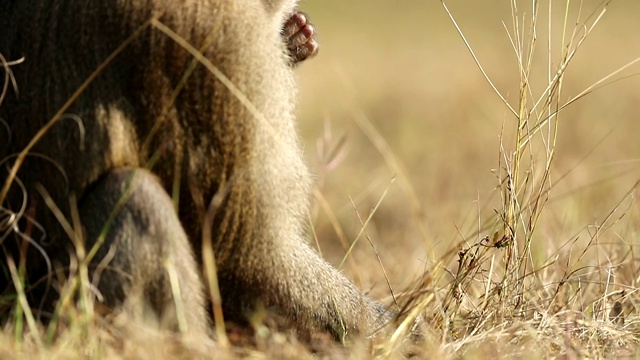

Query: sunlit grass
[3,0,640,358]
[298,0,640,357]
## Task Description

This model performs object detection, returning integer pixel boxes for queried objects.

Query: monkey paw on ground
[282,11,319,64]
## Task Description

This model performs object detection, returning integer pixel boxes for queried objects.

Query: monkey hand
[282,11,319,65]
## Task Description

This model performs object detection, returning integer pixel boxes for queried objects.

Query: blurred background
[295,0,640,299]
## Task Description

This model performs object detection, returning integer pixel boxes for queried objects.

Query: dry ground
[4,0,640,358]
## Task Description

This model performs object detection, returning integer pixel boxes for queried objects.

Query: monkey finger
[287,26,319,63]
[288,22,315,49]
[282,11,309,38]
[289,37,319,63]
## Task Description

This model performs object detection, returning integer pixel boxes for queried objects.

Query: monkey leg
[212,170,393,340]
[269,241,393,340]
[217,225,393,340]
[78,168,208,335]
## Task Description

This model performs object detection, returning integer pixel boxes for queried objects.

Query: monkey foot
[282,11,319,64]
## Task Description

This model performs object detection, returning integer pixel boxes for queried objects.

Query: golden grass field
[295,0,640,357]
[4,0,640,358]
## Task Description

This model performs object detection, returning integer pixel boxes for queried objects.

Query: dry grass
[297,0,640,357]
[3,0,640,358]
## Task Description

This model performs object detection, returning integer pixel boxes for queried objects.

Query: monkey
[0,0,390,341]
